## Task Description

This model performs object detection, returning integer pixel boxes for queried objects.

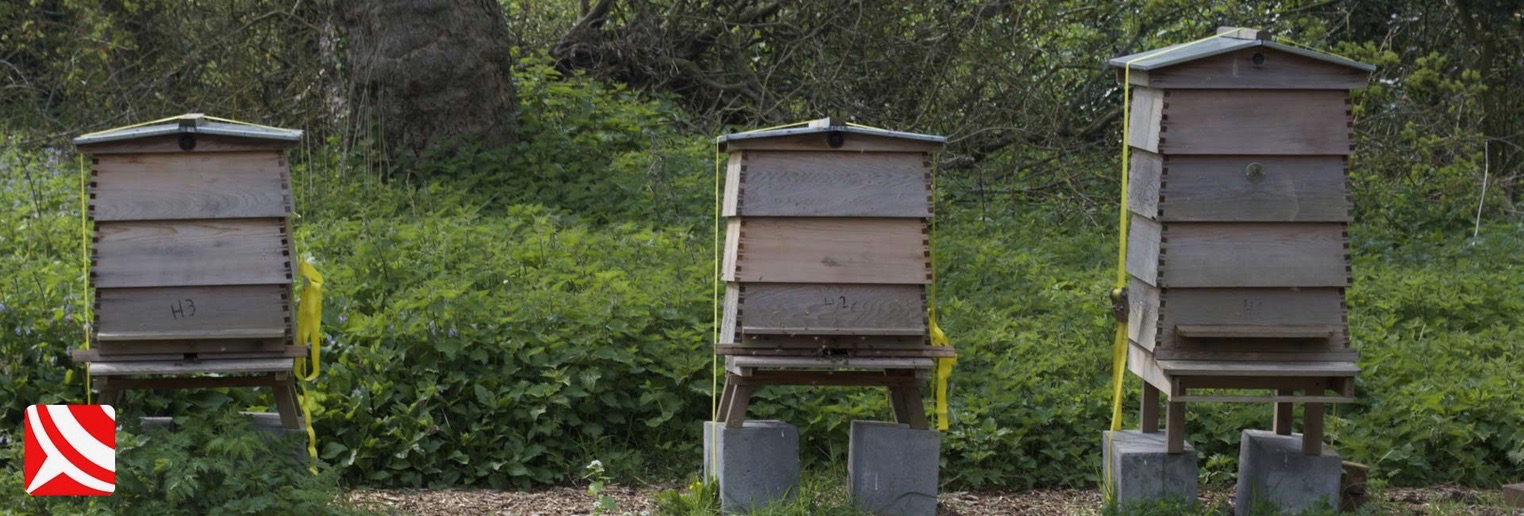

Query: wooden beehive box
[710,118,953,429]
[72,114,303,362]
[715,118,946,357]
[1111,28,1374,406]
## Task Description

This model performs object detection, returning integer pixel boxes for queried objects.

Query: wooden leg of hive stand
[1273,389,1295,435]
[1302,402,1324,455]
[271,378,302,430]
[1140,383,1160,433]
[1165,401,1186,454]
[723,384,755,429]
[95,377,125,406]
[716,382,737,422]
[895,383,930,430]
[888,385,910,424]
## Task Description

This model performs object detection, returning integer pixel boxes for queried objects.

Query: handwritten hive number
[170,298,197,319]
[820,295,855,311]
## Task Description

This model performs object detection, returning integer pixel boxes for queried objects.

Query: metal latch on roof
[178,113,206,131]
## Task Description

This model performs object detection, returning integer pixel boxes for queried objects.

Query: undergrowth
[0,46,1519,502]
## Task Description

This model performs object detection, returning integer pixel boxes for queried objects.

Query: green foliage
[298,199,711,488]
[398,53,713,225]
[653,478,720,515]
[0,409,363,515]
[0,140,86,421]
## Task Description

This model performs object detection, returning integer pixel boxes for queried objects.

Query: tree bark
[339,0,517,159]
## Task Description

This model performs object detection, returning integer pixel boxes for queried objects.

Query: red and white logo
[23,405,115,496]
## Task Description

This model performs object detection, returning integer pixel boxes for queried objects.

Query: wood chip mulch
[347,484,1516,515]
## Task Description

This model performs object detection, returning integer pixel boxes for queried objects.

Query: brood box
[1111,28,1374,454]
[712,118,953,429]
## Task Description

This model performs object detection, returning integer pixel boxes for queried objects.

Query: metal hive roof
[1108,34,1375,72]
[73,113,302,146]
[714,118,946,145]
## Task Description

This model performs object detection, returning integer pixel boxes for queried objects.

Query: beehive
[712,118,954,429]
[1110,28,1374,453]
[71,114,306,427]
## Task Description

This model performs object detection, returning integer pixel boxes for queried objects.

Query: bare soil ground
[348,484,1514,515]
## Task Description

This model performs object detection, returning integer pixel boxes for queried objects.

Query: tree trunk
[339,0,517,160]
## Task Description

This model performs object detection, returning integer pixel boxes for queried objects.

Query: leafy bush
[299,203,713,488]
[0,409,361,514]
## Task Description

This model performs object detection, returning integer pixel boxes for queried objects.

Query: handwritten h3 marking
[169,298,196,319]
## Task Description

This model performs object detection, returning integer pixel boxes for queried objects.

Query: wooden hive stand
[71,114,308,429]
[712,118,955,430]
[1110,28,1376,455]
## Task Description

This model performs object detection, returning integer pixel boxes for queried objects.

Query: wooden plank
[1141,383,1160,433]
[728,283,927,339]
[95,338,286,355]
[92,152,290,221]
[725,218,929,284]
[1155,156,1350,222]
[78,134,296,155]
[725,151,931,217]
[1303,403,1324,455]
[1165,401,1186,454]
[1273,389,1294,435]
[73,346,304,362]
[1176,376,1334,392]
[713,345,955,358]
[95,374,284,390]
[93,218,292,288]
[1158,360,1359,377]
[95,285,289,339]
[891,384,930,430]
[732,335,927,348]
[741,326,925,336]
[729,356,935,371]
[1159,90,1352,155]
[272,382,301,429]
[1156,348,1357,363]
[719,283,740,344]
[1125,217,1162,286]
[1174,394,1353,403]
[722,153,742,216]
[1149,285,1349,352]
[730,370,923,388]
[87,358,295,376]
[1156,222,1350,288]
[1126,341,1173,394]
[97,328,287,341]
[1175,324,1337,339]
[1138,47,1370,90]
[1126,277,1161,350]
[722,219,741,284]
[1128,88,1164,154]
[723,132,942,153]
[722,383,755,428]
[1127,151,1164,219]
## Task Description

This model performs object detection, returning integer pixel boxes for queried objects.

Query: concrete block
[703,421,799,514]
[848,421,940,516]
[1236,430,1341,514]
[1102,430,1198,507]
[1504,483,1524,509]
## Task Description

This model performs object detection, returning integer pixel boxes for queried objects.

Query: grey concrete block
[1102,430,1198,507]
[1236,430,1341,514]
[848,421,940,516]
[703,421,800,514]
